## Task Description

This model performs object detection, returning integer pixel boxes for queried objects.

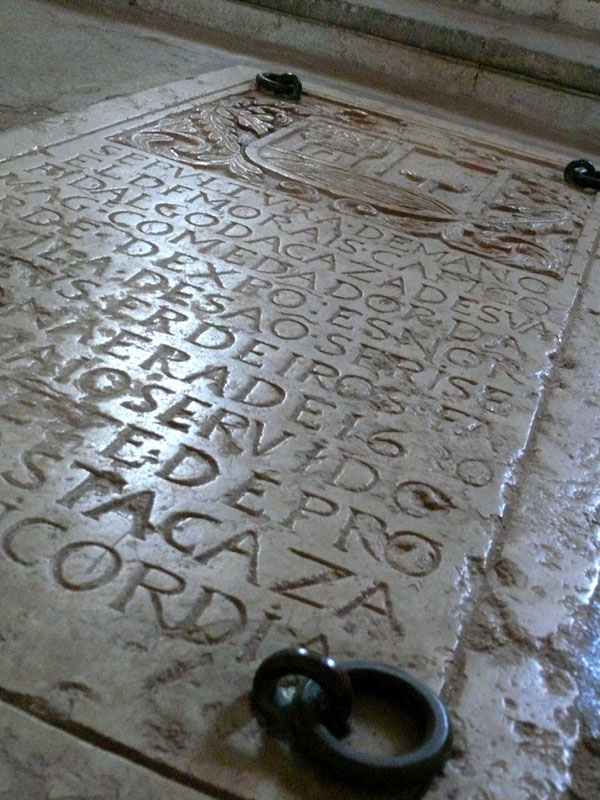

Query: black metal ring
[256,72,302,101]
[564,159,599,191]
[251,648,353,738]
[290,660,452,788]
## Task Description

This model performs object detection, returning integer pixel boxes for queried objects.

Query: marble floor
[0,3,599,799]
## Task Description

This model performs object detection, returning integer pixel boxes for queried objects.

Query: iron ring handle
[255,72,303,101]
[251,647,353,738]
[564,159,600,191]
[290,659,452,788]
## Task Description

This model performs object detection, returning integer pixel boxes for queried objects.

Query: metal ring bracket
[290,659,452,788]
[251,648,353,738]
[255,72,303,101]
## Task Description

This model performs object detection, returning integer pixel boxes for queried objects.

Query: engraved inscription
[0,73,597,800]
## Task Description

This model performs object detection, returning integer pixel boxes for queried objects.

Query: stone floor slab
[0,700,212,800]
[0,67,598,799]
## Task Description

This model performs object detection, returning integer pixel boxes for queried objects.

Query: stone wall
[443,0,600,32]
[237,0,600,34]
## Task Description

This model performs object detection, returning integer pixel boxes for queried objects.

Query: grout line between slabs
[0,686,241,800]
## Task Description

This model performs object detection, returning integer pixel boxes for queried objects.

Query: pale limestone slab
[0,67,598,798]
[0,701,211,800]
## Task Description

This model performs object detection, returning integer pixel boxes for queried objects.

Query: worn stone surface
[0,66,598,798]
[0,701,211,799]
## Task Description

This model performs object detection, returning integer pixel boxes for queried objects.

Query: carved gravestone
[0,68,597,798]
